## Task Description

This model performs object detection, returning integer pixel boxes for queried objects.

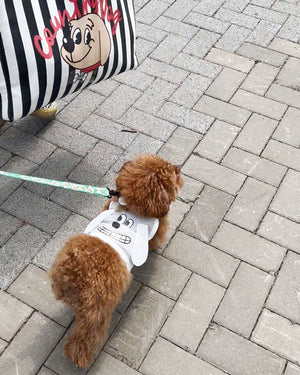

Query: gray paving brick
[238,42,287,66]
[267,83,300,108]
[272,1,300,16]
[136,37,157,63]
[267,251,300,324]
[195,120,239,162]
[185,12,230,33]
[223,0,250,12]
[222,147,287,186]
[215,24,252,52]
[170,73,212,108]
[0,291,32,341]
[273,107,300,147]
[158,102,214,133]
[0,148,11,167]
[234,113,278,154]
[107,287,173,368]
[277,15,300,43]
[133,252,191,300]
[150,33,189,63]
[165,0,202,20]
[165,232,239,287]
[2,187,70,234]
[214,263,274,337]
[285,363,300,375]
[180,186,234,242]
[173,53,222,78]
[165,199,191,244]
[0,312,64,375]
[211,222,286,272]
[8,264,72,327]
[161,273,224,352]
[117,279,141,315]
[141,337,226,375]
[182,154,246,194]
[178,175,204,202]
[198,325,285,375]
[113,70,154,91]
[0,225,50,289]
[153,16,198,38]
[158,127,201,166]
[89,352,140,375]
[136,0,169,24]
[79,114,137,149]
[277,56,300,89]
[206,68,246,102]
[244,4,288,23]
[262,139,300,170]
[271,170,300,222]
[89,79,119,97]
[231,89,287,120]
[37,368,58,375]
[215,8,260,29]
[241,62,279,95]
[0,211,22,246]
[269,37,300,58]
[136,23,167,43]
[184,29,220,58]
[226,177,276,231]
[195,95,250,127]
[0,127,56,164]
[258,212,300,253]
[252,309,300,364]
[194,0,225,16]
[246,20,281,46]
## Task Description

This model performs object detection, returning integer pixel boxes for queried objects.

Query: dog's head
[115,155,183,218]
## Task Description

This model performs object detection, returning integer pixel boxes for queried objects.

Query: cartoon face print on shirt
[97,213,135,245]
[61,13,111,73]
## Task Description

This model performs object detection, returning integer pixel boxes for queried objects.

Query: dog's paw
[64,336,93,368]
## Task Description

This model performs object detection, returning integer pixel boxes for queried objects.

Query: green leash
[0,170,115,198]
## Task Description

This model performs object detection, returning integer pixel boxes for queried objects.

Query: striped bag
[0,0,137,121]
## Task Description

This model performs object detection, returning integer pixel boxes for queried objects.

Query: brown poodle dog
[49,154,183,368]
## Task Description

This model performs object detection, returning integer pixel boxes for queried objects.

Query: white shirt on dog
[84,202,159,271]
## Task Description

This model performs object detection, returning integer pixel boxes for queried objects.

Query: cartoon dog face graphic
[61,13,111,72]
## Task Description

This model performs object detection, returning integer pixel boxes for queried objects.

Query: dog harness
[84,202,159,271]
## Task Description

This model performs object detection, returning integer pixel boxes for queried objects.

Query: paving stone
[55,90,105,128]
[161,273,224,352]
[214,263,274,337]
[150,33,189,63]
[157,102,214,133]
[133,252,191,300]
[233,113,278,155]
[0,210,22,247]
[215,8,260,29]
[238,42,287,66]
[211,222,286,272]
[0,148,11,167]
[262,139,300,170]
[277,15,300,43]
[252,309,300,364]
[223,0,250,12]
[177,175,204,202]
[244,4,288,23]
[39,121,97,157]
[165,0,202,20]
[206,68,246,102]
[195,120,239,162]
[267,83,300,109]
[141,337,226,375]
[153,16,198,38]
[2,187,70,234]
[182,154,246,195]
[89,79,119,97]
[89,352,140,375]
[194,0,225,16]
[37,368,58,375]
[185,12,230,34]
[231,89,287,120]
[165,199,191,244]
[8,264,72,327]
[277,56,300,89]
[267,251,300,324]
[113,70,154,91]
[0,291,32,341]
[0,225,50,289]
[117,279,141,315]
[246,20,281,46]
[273,107,300,148]
[269,37,300,58]
[222,147,287,186]
[68,141,122,185]
[173,53,222,78]
[0,312,64,375]
[136,0,168,24]
[271,170,300,222]
[136,23,167,44]
[158,127,201,166]
[206,47,255,73]
[215,25,252,52]
[165,232,239,287]
[24,149,81,198]
[135,38,157,63]
[107,287,173,368]
[0,339,7,354]
[241,62,279,95]
[0,127,56,164]
[184,29,220,58]
[258,212,300,253]
[272,1,300,16]
[139,58,188,84]
[285,363,300,375]
[198,325,285,375]
[170,73,212,108]
[226,177,276,231]
[180,186,234,242]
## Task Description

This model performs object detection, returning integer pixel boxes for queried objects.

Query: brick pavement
[0,0,300,374]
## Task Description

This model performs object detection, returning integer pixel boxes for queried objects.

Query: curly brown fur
[49,154,183,368]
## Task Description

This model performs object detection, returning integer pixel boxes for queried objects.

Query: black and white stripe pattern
[0,0,137,121]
